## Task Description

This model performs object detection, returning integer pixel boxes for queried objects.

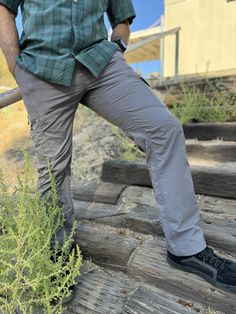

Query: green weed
[0,152,82,314]
[171,81,236,123]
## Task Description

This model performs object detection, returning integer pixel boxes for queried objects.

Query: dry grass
[0,49,16,87]
[0,102,28,155]
[0,51,31,184]
[0,51,28,158]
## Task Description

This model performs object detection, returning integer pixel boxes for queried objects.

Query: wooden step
[191,164,236,199]
[73,220,236,314]
[101,160,236,199]
[71,182,126,205]
[21,245,222,314]
[73,185,236,253]
[122,285,200,314]
[183,122,236,141]
[128,238,236,314]
[65,266,129,314]
[65,262,205,314]
[186,140,236,162]
[73,183,236,216]
[75,221,140,271]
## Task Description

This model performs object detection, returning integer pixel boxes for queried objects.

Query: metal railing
[0,87,22,109]
[127,25,181,86]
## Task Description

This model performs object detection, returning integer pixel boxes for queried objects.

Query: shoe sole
[166,256,236,294]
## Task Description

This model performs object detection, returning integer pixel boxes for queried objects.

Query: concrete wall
[164,0,236,78]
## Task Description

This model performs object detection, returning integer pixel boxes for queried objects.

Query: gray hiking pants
[14,50,206,256]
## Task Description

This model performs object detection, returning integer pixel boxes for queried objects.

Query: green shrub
[0,153,82,314]
[171,81,236,124]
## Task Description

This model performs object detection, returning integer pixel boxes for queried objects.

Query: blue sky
[129,0,164,76]
[16,0,164,77]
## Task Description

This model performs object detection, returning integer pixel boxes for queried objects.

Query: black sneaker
[167,246,236,293]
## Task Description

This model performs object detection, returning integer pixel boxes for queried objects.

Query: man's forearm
[111,21,131,45]
[0,5,20,74]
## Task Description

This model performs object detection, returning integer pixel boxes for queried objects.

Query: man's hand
[0,5,20,76]
[111,20,131,48]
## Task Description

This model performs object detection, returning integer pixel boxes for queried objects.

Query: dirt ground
[0,100,32,185]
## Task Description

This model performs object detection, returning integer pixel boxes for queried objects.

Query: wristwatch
[112,37,127,53]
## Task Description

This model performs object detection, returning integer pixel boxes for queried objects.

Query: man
[0,0,235,295]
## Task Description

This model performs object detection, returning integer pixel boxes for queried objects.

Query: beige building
[126,0,236,82]
[164,0,236,79]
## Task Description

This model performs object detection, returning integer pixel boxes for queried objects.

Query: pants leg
[14,63,84,247]
[82,51,206,256]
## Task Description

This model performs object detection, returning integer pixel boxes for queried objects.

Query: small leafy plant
[0,153,82,314]
[170,81,236,124]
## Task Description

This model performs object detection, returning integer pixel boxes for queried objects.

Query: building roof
[126,26,180,64]
[126,26,161,63]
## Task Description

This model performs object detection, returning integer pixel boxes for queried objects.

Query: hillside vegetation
[0,49,30,184]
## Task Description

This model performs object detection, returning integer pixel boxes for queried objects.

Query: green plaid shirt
[0,0,136,86]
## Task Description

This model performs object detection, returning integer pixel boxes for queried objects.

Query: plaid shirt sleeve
[0,0,20,15]
[107,0,136,29]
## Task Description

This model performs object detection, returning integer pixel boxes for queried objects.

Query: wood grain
[183,122,236,141]
[65,269,129,314]
[73,185,236,253]
[186,140,236,162]
[72,182,126,205]
[123,286,198,314]
[75,221,140,271]
[102,160,236,199]
[128,238,236,314]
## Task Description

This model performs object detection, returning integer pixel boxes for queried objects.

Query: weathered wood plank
[14,259,208,313]
[102,160,151,187]
[183,122,236,141]
[120,186,236,217]
[73,200,119,220]
[202,220,236,254]
[128,238,236,314]
[75,221,140,271]
[65,263,205,314]
[191,165,236,199]
[197,194,236,217]
[101,160,236,199]
[118,186,156,209]
[65,269,129,314]
[73,199,162,235]
[119,187,236,253]
[186,140,236,162]
[73,187,236,253]
[95,205,161,236]
[71,182,126,205]
[71,182,97,202]
[123,286,199,314]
